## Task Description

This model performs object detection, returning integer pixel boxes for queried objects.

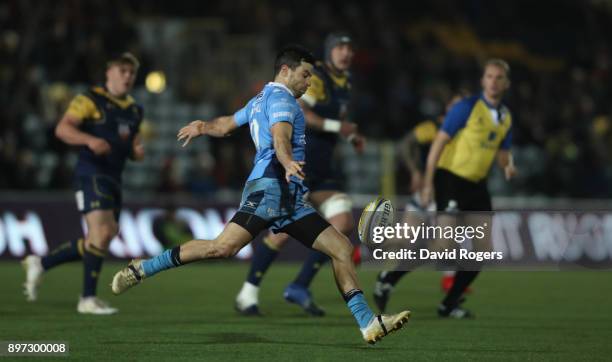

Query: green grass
[1,261,611,361]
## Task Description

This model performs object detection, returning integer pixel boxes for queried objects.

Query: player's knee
[102,223,119,241]
[266,233,288,249]
[90,223,118,246]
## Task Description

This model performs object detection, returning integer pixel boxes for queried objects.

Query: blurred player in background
[22,53,144,314]
[380,94,468,297]
[399,94,465,206]
[373,59,516,318]
[111,45,409,344]
[235,33,365,316]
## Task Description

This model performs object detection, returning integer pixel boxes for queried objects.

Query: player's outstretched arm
[177,115,238,147]
[271,122,305,182]
[421,131,451,206]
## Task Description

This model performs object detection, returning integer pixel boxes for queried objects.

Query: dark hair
[273,44,315,76]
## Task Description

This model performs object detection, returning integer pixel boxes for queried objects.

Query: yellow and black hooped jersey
[437,94,512,182]
[64,86,143,180]
[300,61,352,182]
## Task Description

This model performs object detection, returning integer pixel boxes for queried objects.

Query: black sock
[442,271,480,308]
[293,250,330,288]
[378,270,409,286]
[41,238,84,270]
[343,288,364,303]
[246,238,279,286]
[82,244,105,297]
[170,246,183,266]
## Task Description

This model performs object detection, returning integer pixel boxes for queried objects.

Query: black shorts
[434,169,492,212]
[230,211,330,248]
[74,174,122,220]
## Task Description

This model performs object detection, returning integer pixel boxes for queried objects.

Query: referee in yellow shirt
[421,59,517,318]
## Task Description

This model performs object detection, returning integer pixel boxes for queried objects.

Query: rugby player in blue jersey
[235,34,365,317]
[22,53,144,315]
[110,45,409,344]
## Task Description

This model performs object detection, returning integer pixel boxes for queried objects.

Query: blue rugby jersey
[234,82,306,183]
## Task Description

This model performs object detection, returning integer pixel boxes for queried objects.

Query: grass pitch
[1,261,611,361]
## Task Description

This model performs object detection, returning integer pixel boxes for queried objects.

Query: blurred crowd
[1,0,612,198]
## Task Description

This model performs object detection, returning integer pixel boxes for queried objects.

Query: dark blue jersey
[65,87,143,180]
[300,62,352,186]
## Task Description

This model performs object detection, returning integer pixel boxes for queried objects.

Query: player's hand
[348,133,366,154]
[284,161,306,182]
[177,120,204,147]
[339,121,358,138]
[88,138,111,155]
[420,184,433,208]
[132,143,145,161]
[504,164,517,180]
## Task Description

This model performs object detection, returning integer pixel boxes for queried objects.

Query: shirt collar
[267,82,294,97]
[480,92,503,110]
[92,86,135,108]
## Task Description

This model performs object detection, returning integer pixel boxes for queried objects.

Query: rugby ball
[358,197,395,246]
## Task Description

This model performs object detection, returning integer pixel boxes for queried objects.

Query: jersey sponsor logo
[272,111,293,119]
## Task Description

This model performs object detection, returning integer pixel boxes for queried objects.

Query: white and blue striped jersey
[234,82,307,182]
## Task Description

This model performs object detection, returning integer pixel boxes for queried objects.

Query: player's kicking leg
[278,211,410,344]
[112,219,410,344]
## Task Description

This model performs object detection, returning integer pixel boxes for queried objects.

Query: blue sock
[293,250,330,288]
[246,238,279,286]
[345,289,375,329]
[142,246,182,277]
